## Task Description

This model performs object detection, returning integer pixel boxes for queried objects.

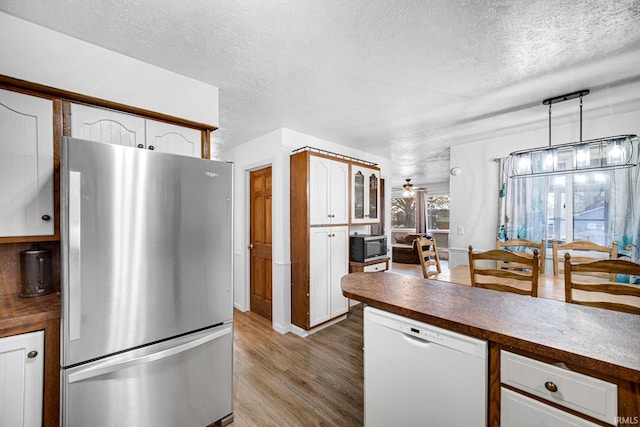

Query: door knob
[247,244,254,250]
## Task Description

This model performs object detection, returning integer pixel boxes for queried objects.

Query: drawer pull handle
[545,381,558,393]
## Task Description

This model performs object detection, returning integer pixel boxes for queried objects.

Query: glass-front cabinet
[350,164,380,224]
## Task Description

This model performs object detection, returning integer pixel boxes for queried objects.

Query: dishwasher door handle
[401,333,431,347]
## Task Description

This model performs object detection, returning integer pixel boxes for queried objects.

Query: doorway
[249,166,273,320]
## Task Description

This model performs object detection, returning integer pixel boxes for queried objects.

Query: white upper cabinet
[0,88,54,237]
[145,120,202,158]
[350,164,380,224]
[71,103,145,148]
[309,156,349,225]
[71,104,202,157]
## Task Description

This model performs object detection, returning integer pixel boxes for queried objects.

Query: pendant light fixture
[506,89,639,178]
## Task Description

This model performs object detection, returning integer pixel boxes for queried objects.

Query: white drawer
[363,262,387,272]
[501,388,600,427]
[501,350,617,425]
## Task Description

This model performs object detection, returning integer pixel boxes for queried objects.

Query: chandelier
[506,90,639,178]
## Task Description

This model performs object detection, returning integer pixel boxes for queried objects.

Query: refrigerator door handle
[67,326,232,384]
[69,171,82,341]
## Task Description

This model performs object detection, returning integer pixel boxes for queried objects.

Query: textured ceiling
[2,0,640,191]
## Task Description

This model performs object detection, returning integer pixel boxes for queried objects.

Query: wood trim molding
[0,74,218,132]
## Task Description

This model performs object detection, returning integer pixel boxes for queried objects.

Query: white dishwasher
[364,306,488,427]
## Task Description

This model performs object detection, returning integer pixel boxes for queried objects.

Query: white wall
[223,127,391,334]
[449,105,640,267]
[0,12,218,127]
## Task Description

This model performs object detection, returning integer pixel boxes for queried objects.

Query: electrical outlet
[457,226,464,235]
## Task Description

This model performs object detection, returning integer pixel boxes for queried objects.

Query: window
[391,197,415,229]
[505,167,637,261]
[427,196,450,230]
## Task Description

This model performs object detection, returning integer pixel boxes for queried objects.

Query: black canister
[19,244,54,297]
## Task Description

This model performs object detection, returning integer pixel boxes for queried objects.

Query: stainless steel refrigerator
[60,137,234,426]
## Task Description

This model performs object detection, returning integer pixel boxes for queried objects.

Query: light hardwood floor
[230,305,364,426]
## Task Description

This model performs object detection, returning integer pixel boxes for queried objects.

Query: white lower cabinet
[502,388,599,427]
[501,350,617,426]
[309,226,349,327]
[0,330,44,427]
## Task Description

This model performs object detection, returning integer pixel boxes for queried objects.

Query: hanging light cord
[579,94,583,142]
[548,103,552,147]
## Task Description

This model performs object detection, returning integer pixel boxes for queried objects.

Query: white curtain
[503,166,640,283]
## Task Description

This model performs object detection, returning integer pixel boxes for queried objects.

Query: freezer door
[61,137,233,366]
[62,324,233,427]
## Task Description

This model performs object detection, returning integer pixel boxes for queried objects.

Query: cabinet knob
[41,214,51,221]
[137,143,144,148]
[148,145,155,150]
[247,244,254,250]
[544,381,558,393]
[27,351,38,359]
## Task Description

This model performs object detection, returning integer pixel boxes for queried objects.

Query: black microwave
[350,235,387,262]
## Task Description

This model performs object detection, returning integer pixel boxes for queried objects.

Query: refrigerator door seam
[67,325,232,383]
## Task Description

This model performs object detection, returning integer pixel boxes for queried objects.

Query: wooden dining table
[432,264,638,306]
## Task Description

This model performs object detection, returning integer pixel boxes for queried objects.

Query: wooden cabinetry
[70,103,203,157]
[349,257,389,273]
[309,155,349,226]
[0,88,54,238]
[0,330,44,427]
[309,226,349,327]
[350,165,380,224]
[291,150,359,332]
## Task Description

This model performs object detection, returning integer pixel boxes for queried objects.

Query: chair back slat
[497,238,546,274]
[416,236,441,279]
[553,239,618,280]
[564,253,640,315]
[468,246,539,297]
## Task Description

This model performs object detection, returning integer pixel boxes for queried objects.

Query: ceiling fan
[397,179,426,197]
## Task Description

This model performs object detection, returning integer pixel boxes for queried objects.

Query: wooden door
[249,166,273,320]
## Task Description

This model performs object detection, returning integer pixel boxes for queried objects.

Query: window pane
[572,172,608,246]
[391,197,415,229]
[547,176,566,244]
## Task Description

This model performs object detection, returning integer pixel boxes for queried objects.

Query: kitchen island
[342,272,640,426]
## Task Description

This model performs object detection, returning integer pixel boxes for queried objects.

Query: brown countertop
[342,272,640,383]
[0,291,61,334]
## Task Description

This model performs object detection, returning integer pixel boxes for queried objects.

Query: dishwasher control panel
[365,307,487,358]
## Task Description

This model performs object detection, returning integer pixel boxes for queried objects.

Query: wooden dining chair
[416,236,441,279]
[552,239,618,280]
[468,245,539,297]
[496,238,546,273]
[564,253,640,315]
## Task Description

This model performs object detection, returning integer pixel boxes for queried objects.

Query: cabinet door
[329,161,349,224]
[329,226,349,317]
[309,156,331,226]
[0,330,44,427]
[309,227,331,327]
[71,103,146,148]
[145,120,202,158]
[501,388,600,427]
[0,88,54,236]
[351,165,380,224]
[310,157,349,225]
